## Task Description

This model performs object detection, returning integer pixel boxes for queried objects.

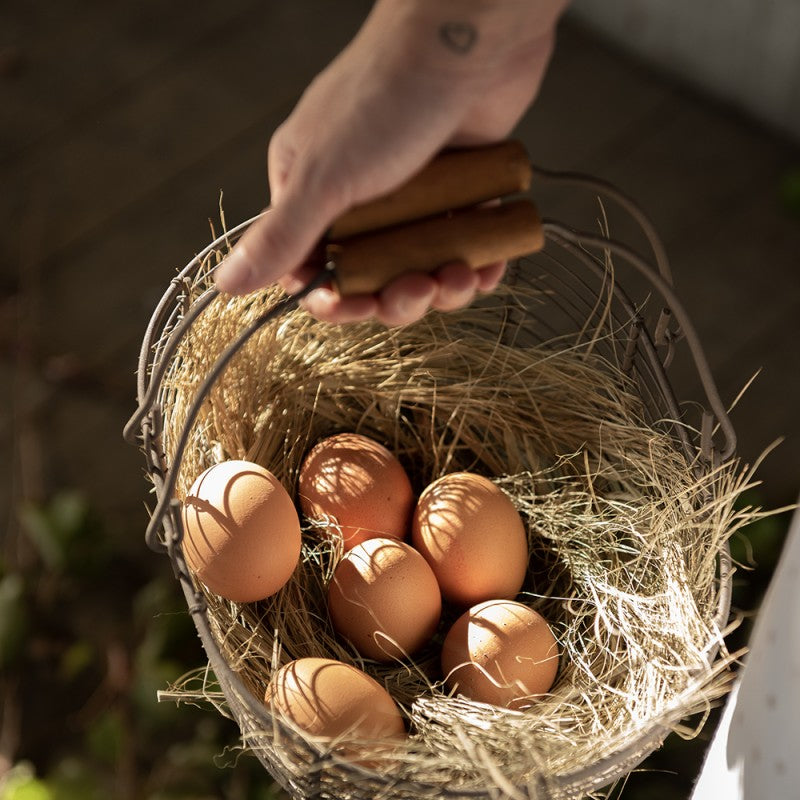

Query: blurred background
[1,1,798,798]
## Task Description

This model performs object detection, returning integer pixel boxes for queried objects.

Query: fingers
[377,272,438,327]
[305,272,439,327]
[431,261,479,312]
[214,194,333,295]
[216,115,355,295]
[278,260,323,296]
[379,261,506,324]
[301,287,378,323]
[295,259,507,327]
[475,261,506,293]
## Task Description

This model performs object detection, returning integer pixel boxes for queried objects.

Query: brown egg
[441,600,559,709]
[298,432,414,551]
[182,460,301,603]
[411,472,528,606]
[328,538,441,662]
[265,657,406,748]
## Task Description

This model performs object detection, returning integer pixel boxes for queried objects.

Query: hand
[215,0,568,326]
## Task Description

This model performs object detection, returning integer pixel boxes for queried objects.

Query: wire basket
[125,153,744,799]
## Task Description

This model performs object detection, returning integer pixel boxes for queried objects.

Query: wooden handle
[328,140,532,239]
[330,199,544,297]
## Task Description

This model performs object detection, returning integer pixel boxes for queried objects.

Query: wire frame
[125,170,736,799]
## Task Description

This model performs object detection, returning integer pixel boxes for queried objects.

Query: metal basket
[124,159,736,800]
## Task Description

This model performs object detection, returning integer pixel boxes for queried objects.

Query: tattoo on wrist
[439,21,478,55]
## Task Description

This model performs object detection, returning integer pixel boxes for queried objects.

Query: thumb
[214,181,340,295]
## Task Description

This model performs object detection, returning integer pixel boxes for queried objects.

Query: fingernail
[279,274,308,295]
[215,248,256,294]
[300,286,335,315]
[397,294,431,324]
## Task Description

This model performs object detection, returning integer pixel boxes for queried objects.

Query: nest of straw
[155,250,756,800]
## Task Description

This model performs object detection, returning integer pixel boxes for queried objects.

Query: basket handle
[323,140,733,461]
[324,140,543,297]
[329,140,532,239]
[330,199,545,296]
[323,140,674,298]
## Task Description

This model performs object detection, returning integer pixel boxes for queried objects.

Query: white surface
[570,0,800,142]
[692,498,800,798]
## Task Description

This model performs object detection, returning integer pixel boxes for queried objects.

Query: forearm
[357,0,569,83]
[343,0,568,145]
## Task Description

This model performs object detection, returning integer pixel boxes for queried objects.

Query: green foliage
[0,760,107,800]
[18,491,109,577]
[5,489,287,800]
[729,489,789,568]
[84,709,125,766]
[779,167,800,216]
[40,760,105,800]
[58,641,95,682]
[725,491,794,655]
[0,573,29,667]
[0,764,53,800]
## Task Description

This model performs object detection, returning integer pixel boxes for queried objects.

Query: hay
[153,246,759,799]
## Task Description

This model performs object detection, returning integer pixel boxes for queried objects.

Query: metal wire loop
[138,270,330,552]
[531,165,674,287]
[543,220,737,462]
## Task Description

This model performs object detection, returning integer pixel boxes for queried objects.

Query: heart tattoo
[439,21,478,55]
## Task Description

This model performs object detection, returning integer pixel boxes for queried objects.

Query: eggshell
[181,460,301,603]
[328,538,442,662]
[265,657,406,747]
[411,472,528,606]
[298,432,414,550]
[441,600,559,709]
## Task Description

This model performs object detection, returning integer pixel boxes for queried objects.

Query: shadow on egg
[298,433,414,549]
[412,478,486,556]
[328,538,442,662]
[265,658,407,747]
[181,461,301,602]
[183,466,276,562]
[184,468,263,548]
[270,660,340,733]
[441,600,560,709]
[412,472,529,605]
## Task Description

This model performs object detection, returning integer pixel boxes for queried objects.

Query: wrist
[361,0,566,88]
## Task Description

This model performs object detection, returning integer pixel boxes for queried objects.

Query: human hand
[215,0,569,326]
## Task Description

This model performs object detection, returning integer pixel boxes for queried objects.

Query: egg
[328,538,442,662]
[181,460,301,603]
[411,472,528,606]
[441,600,559,709]
[265,657,406,748]
[298,432,414,551]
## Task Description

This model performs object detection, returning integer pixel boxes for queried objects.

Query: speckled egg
[328,538,442,662]
[265,657,406,746]
[411,472,529,606]
[441,599,560,709]
[298,433,414,550]
[181,460,301,603]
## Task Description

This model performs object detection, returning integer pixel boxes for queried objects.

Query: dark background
[2,2,798,798]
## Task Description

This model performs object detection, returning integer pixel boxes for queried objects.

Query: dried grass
[153,245,760,799]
